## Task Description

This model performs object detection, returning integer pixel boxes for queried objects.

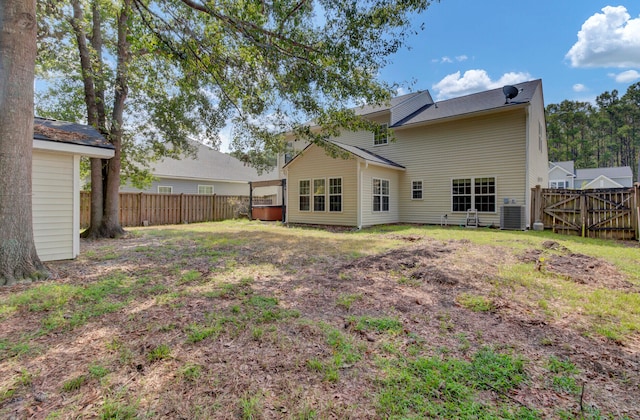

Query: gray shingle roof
[575,166,633,180]
[330,141,404,169]
[549,161,575,175]
[33,117,114,150]
[396,79,542,127]
[151,141,276,182]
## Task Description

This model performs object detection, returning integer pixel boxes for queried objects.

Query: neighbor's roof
[151,141,276,182]
[396,79,542,127]
[34,117,114,150]
[575,166,633,180]
[549,161,575,175]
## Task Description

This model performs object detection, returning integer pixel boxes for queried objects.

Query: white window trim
[450,176,497,213]
[373,123,389,146]
[198,184,214,195]
[411,179,423,200]
[299,179,311,212]
[372,177,390,213]
[328,177,343,213]
[157,186,173,194]
[549,180,568,189]
[313,178,326,212]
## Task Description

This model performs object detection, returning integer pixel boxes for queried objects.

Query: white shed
[32,118,114,261]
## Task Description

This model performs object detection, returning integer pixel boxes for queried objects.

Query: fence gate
[532,186,639,240]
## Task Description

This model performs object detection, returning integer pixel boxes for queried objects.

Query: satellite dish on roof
[503,85,519,104]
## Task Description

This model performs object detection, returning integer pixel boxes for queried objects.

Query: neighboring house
[548,161,575,189]
[121,141,279,200]
[33,117,115,261]
[575,166,633,189]
[282,79,549,228]
[548,161,634,189]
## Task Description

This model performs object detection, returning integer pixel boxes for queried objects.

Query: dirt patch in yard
[1,226,639,419]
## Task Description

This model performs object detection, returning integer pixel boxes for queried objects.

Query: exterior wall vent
[500,205,526,230]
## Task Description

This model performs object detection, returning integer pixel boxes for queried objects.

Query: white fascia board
[33,139,115,159]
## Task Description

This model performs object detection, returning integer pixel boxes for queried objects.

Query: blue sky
[379,1,640,105]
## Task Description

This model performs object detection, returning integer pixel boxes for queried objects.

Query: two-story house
[281,79,549,229]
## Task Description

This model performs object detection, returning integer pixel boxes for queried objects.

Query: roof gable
[582,175,624,189]
[283,140,404,171]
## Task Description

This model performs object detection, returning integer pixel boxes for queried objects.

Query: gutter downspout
[524,104,531,228]
[357,159,363,229]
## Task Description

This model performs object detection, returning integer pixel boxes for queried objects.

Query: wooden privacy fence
[531,184,640,240]
[80,192,258,228]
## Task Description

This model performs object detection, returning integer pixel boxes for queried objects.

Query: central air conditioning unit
[500,205,526,230]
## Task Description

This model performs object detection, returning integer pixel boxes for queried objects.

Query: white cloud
[432,70,532,100]
[566,6,640,68]
[611,69,640,83]
[573,83,587,92]
[396,87,408,96]
[433,55,468,64]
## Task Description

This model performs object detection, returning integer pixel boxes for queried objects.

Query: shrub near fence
[80,192,253,228]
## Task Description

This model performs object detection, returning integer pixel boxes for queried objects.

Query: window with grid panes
[299,180,310,211]
[329,178,342,212]
[373,178,389,212]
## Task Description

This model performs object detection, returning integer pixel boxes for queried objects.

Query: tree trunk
[0,0,49,285]
[79,0,128,238]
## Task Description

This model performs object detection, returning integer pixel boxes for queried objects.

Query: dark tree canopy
[546,82,640,180]
[36,0,437,237]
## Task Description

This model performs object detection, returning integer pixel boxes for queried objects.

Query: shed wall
[32,150,75,261]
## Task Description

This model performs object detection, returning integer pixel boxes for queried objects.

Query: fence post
[631,182,640,240]
[580,191,587,238]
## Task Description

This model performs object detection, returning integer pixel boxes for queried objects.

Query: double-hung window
[158,186,173,194]
[549,180,567,189]
[299,180,310,211]
[411,180,423,200]
[452,177,495,212]
[373,178,390,212]
[374,123,388,145]
[313,179,325,211]
[329,178,342,212]
[198,185,214,195]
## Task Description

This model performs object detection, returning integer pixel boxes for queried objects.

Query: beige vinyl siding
[382,110,528,227]
[32,151,75,261]
[525,84,549,223]
[286,145,358,226]
[360,165,401,227]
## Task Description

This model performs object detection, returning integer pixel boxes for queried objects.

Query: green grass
[456,293,495,312]
[336,293,362,310]
[180,363,202,382]
[348,316,404,333]
[62,375,87,392]
[147,344,172,362]
[376,346,534,419]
